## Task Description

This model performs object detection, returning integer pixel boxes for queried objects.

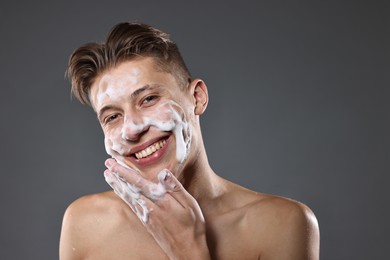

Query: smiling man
[60,22,320,260]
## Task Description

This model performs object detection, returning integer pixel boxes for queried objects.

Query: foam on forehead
[96,67,141,107]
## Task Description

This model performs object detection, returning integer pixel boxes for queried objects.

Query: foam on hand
[104,169,169,223]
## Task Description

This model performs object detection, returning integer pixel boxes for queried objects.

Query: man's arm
[59,199,89,260]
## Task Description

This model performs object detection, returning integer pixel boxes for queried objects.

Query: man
[60,22,320,259]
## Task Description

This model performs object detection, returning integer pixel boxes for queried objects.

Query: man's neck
[178,149,228,213]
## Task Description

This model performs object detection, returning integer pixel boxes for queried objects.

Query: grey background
[0,0,388,259]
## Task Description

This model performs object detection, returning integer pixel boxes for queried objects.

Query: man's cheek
[104,136,113,155]
[145,105,173,122]
[167,103,192,163]
[104,132,124,156]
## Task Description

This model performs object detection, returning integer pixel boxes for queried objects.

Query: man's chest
[205,213,262,259]
[88,230,259,260]
[87,208,262,259]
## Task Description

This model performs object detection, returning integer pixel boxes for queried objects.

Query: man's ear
[191,79,208,115]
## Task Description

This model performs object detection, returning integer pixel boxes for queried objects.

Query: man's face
[90,57,195,181]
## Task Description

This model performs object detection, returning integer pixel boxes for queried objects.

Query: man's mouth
[133,139,167,159]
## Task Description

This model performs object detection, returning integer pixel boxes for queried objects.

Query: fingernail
[164,171,171,181]
[105,159,112,167]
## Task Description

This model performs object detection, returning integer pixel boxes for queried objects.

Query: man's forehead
[99,69,141,88]
[89,61,146,109]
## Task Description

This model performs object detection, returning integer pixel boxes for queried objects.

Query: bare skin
[60,57,320,259]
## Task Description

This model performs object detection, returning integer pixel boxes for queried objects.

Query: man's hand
[104,158,211,260]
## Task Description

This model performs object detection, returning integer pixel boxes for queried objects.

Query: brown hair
[67,22,192,106]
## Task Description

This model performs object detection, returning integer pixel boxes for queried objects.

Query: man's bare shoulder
[248,192,317,223]
[237,187,320,259]
[62,191,132,231]
[222,183,313,215]
[59,191,150,259]
[226,183,318,226]
[64,191,127,218]
[212,183,320,259]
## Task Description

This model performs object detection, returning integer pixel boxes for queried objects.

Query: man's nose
[121,116,149,142]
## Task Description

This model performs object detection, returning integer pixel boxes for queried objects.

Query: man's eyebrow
[130,84,160,100]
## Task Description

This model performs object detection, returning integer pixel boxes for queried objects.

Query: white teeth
[135,140,166,159]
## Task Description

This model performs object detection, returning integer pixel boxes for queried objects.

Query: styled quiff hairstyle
[67,22,192,106]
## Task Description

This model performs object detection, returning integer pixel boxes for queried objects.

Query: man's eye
[142,95,159,105]
[105,114,119,124]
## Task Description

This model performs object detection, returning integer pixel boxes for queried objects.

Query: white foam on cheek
[143,101,192,163]
[105,131,126,157]
[170,104,191,163]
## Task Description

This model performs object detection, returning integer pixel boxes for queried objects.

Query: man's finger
[104,170,151,222]
[105,158,167,201]
[159,169,195,208]
[105,158,149,189]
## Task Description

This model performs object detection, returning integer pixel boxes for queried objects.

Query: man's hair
[67,22,192,106]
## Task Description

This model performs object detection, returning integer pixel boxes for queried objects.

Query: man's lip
[128,134,173,167]
[127,134,171,155]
